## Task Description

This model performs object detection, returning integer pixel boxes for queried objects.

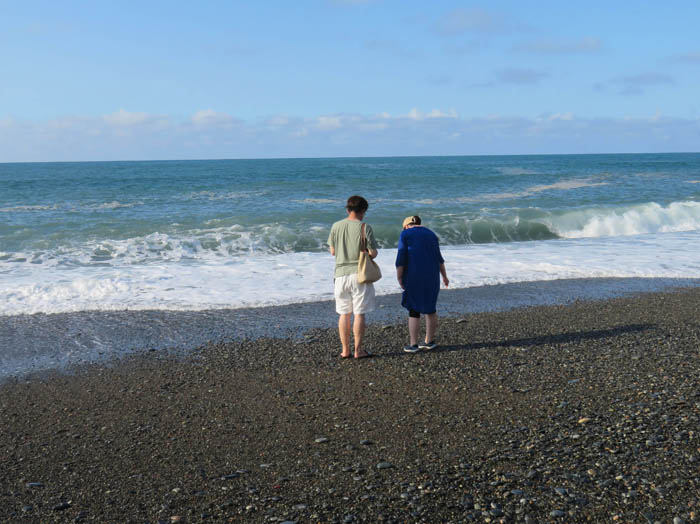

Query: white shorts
[334,273,376,315]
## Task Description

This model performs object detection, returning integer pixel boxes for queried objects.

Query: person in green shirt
[328,195,379,359]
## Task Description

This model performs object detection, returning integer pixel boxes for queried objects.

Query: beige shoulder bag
[357,223,382,283]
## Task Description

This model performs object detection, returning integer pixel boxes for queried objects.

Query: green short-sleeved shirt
[328,218,379,277]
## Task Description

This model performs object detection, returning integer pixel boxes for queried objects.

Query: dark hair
[346,195,369,213]
[411,215,421,226]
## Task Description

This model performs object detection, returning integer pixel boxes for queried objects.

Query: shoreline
[2,276,700,382]
[1,287,700,522]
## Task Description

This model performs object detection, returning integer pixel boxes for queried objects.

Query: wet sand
[2,287,700,523]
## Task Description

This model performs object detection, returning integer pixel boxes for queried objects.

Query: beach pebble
[376,462,394,469]
[314,437,329,443]
[360,439,373,445]
[551,509,566,518]
[221,473,239,480]
[25,482,44,488]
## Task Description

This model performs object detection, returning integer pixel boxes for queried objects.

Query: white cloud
[406,108,459,120]
[191,109,235,127]
[316,115,343,130]
[1,110,699,162]
[103,109,154,126]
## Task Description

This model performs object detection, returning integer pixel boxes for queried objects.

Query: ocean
[2,153,700,377]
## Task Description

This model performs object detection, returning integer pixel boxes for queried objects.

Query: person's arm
[330,245,335,256]
[395,231,407,289]
[440,263,449,287]
[396,265,405,289]
[365,224,379,259]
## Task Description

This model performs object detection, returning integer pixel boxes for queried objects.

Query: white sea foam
[456,177,608,203]
[292,198,340,204]
[0,204,59,212]
[552,201,700,238]
[91,200,141,210]
[1,230,699,315]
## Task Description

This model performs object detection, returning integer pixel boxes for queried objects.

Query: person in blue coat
[395,216,449,353]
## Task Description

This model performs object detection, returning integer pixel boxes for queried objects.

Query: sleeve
[395,231,408,267]
[365,224,379,250]
[327,224,335,247]
[434,232,444,264]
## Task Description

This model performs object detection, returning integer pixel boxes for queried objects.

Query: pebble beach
[2,287,700,523]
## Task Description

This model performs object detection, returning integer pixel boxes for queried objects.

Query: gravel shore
[2,288,700,523]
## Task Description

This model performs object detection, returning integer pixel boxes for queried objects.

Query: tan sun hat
[402,215,421,228]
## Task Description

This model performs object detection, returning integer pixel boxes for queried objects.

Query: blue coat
[395,226,444,314]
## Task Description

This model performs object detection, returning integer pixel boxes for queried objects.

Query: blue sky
[2,0,699,161]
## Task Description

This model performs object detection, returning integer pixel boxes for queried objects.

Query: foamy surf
[2,230,699,316]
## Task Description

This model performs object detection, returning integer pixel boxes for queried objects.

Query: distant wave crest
[552,201,700,239]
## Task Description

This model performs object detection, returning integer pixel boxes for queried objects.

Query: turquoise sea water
[1,153,700,315]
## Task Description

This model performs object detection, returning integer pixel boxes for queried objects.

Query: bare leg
[425,313,438,343]
[339,313,352,357]
[408,316,420,346]
[353,313,368,357]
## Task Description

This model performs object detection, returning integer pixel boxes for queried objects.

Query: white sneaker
[419,341,437,350]
[403,344,420,353]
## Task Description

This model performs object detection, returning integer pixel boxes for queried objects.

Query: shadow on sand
[379,323,657,358]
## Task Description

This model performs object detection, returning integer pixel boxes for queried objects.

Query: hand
[398,276,405,290]
[442,275,449,288]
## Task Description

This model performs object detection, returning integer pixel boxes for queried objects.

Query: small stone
[360,440,373,445]
[511,489,524,496]
[456,318,467,323]
[53,502,71,511]
[170,517,182,523]
[554,487,568,496]
[221,473,239,480]
[376,462,394,469]
[26,482,44,488]
[578,417,591,424]
[673,518,685,524]
[315,437,329,444]
[344,515,355,523]
[281,521,297,524]
[551,510,566,518]
[293,504,307,510]
[260,463,273,468]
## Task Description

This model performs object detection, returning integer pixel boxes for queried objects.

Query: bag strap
[360,222,367,252]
